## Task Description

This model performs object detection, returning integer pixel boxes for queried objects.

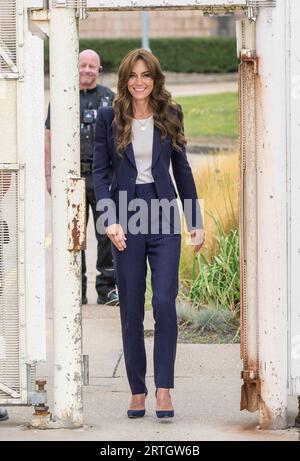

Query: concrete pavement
[1,304,299,441]
[0,192,299,441]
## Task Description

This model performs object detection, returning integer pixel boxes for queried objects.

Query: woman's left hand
[190,229,205,254]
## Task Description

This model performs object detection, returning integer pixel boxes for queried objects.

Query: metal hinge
[51,0,87,6]
[241,370,260,412]
[50,0,88,19]
[241,369,258,381]
[247,1,276,6]
[247,0,276,21]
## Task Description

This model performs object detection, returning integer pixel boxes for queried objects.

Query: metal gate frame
[46,0,283,430]
[0,0,46,407]
[4,0,295,433]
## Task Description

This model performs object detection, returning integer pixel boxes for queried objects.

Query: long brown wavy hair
[113,48,186,155]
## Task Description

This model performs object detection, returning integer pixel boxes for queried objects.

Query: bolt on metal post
[31,379,51,428]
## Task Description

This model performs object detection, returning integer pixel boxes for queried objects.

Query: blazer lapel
[124,142,137,170]
[151,125,162,172]
[124,125,162,172]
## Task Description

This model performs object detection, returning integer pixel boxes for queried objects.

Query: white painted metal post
[85,0,247,9]
[17,6,47,407]
[1,0,46,405]
[49,5,83,427]
[288,0,300,396]
[255,2,288,429]
[17,11,46,367]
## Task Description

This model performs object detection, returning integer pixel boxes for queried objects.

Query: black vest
[80,85,115,169]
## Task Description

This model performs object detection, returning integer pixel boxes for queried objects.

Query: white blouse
[132,116,154,184]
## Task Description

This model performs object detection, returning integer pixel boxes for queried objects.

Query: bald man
[45,50,118,306]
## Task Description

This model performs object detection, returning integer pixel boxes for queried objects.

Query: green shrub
[176,301,239,338]
[189,219,240,313]
[44,37,238,74]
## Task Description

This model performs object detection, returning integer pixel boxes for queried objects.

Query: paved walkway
[1,303,298,440]
[1,304,299,441]
[0,192,298,441]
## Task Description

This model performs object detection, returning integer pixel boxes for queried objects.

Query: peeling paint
[67,178,86,251]
[258,397,287,430]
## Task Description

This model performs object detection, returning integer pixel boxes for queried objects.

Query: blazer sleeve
[93,108,117,229]
[171,111,203,231]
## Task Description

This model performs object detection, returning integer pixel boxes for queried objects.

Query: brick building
[79,11,237,39]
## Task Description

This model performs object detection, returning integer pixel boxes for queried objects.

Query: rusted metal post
[49,4,84,428]
[237,20,260,413]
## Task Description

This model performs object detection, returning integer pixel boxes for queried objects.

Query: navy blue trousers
[111,183,181,395]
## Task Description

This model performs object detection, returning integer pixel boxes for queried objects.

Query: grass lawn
[175,92,238,141]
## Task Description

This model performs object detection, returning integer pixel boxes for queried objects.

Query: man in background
[45,50,118,306]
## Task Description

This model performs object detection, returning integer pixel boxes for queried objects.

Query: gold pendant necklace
[136,119,147,131]
[134,115,152,131]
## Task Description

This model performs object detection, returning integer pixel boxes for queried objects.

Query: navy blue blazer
[92,106,203,231]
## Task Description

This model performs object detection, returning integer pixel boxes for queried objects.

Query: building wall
[79,11,236,39]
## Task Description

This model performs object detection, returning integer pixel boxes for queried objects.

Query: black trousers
[82,174,115,297]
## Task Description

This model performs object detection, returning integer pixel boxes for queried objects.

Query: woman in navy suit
[93,49,205,419]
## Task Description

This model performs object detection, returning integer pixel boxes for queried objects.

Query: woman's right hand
[106,223,127,251]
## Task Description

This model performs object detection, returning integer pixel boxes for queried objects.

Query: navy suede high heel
[127,390,148,418]
[155,389,174,418]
